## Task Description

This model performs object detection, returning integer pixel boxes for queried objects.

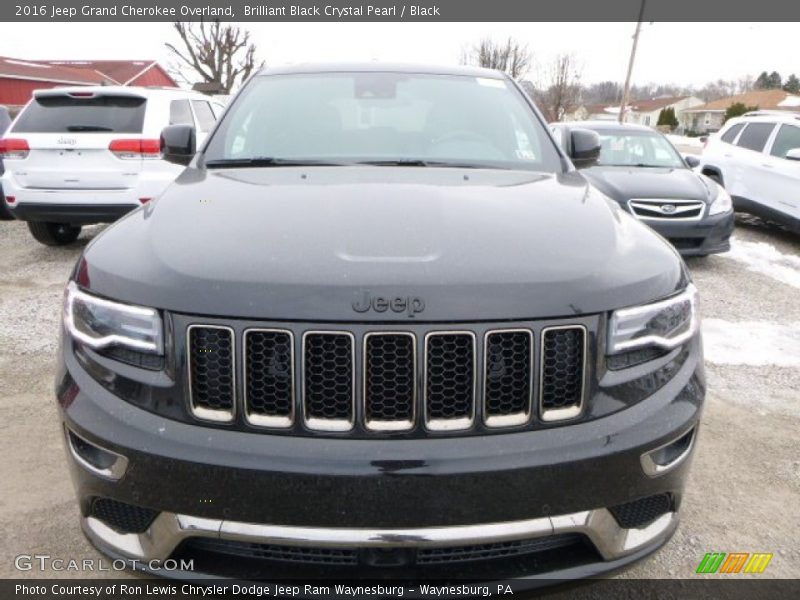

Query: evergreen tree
[754,71,771,89]
[724,102,759,123]
[657,107,679,130]
[784,74,800,94]
[767,71,782,89]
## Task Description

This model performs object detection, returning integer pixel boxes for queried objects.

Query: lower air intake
[608,494,673,529]
[90,498,159,534]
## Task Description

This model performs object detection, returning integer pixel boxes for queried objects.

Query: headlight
[708,184,732,216]
[63,281,163,354]
[608,285,698,354]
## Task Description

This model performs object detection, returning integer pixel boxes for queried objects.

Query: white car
[0,86,222,245]
[697,111,800,234]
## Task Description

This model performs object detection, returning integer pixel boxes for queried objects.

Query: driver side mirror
[569,128,601,168]
[786,148,800,161]
[160,125,196,166]
[684,154,701,168]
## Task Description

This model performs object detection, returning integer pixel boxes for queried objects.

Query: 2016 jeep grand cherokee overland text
[58,64,704,581]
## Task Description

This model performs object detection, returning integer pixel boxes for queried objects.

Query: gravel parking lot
[0,215,798,580]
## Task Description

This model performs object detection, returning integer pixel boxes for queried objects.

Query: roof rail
[742,110,800,118]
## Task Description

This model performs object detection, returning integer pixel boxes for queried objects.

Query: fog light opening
[641,427,696,477]
[66,428,129,480]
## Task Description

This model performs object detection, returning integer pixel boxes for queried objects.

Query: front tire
[27,221,82,246]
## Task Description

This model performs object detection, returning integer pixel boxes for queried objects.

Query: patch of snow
[666,134,703,148]
[703,319,800,367]
[718,238,800,290]
[777,96,800,108]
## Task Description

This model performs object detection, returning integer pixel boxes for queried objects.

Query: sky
[0,22,795,89]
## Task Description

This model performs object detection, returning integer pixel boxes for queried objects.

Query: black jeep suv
[58,64,704,581]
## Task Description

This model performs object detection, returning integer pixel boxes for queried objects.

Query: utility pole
[619,0,647,124]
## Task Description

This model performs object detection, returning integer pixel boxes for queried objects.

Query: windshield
[13,95,146,134]
[595,129,685,168]
[203,72,562,171]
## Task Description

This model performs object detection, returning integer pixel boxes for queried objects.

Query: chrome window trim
[301,330,356,432]
[423,330,477,432]
[363,332,417,432]
[627,198,706,222]
[482,328,534,428]
[186,324,236,423]
[539,325,587,423]
[242,328,295,429]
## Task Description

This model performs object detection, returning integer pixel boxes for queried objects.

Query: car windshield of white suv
[12,94,146,133]
[595,129,685,168]
[203,72,562,171]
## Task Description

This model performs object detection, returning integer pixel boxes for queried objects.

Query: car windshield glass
[594,129,684,168]
[203,72,562,171]
[12,94,146,134]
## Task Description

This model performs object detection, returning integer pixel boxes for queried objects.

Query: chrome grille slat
[483,329,534,428]
[187,324,235,423]
[539,325,586,422]
[363,332,416,432]
[243,329,295,428]
[302,331,355,432]
[424,331,476,432]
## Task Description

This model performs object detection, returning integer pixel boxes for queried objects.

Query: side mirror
[569,128,601,168]
[786,148,800,161]
[160,125,196,166]
[684,155,701,168]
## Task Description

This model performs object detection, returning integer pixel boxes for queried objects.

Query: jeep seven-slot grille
[303,332,355,430]
[540,326,586,421]
[244,329,294,427]
[364,333,416,430]
[186,323,589,435]
[187,325,235,422]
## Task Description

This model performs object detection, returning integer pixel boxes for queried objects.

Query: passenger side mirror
[786,148,800,161]
[569,129,601,168]
[160,125,196,166]
[684,155,701,168]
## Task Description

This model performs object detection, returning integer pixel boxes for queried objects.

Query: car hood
[582,166,716,206]
[81,166,686,321]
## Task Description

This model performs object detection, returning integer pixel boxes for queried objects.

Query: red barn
[0,57,178,113]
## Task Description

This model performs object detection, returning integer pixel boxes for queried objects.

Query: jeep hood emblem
[352,291,425,317]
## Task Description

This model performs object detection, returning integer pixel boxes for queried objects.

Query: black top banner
[4,0,800,22]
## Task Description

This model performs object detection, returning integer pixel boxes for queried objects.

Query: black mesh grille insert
[245,330,294,423]
[609,494,673,529]
[185,538,358,566]
[90,498,158,534]
[188,326,234,414]
[417,533,584,564]
[484,330,532,420]
[425,333,475,425]
[365,333,415,427]
[541,327,585,414]
[303,333,354,425]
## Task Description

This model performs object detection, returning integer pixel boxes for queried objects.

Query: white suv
[698,111,800,234]
[0,86,222,245]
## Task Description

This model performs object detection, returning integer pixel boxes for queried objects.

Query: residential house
[682,89,800,133]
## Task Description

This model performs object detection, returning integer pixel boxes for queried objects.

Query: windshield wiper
[204,157,349,168]
[66,125,113,132]
[357,159,486,168]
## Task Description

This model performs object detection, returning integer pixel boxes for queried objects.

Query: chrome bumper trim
[82,507,677,563]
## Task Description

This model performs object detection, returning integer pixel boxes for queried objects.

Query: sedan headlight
[608,285,698,354]
[63,281,163,354]
[708,184,732,216]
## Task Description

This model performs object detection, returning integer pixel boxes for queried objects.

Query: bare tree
[461,37,532,79]
[536,54,582,122]
[165,20,263,94]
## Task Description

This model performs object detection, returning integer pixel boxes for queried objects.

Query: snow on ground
[666,134,704,148]
[702,318,800,366]
[718,237,800,290]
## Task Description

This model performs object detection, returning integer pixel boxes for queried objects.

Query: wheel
[26,221,82,246]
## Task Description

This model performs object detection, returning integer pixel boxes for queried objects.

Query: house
[0,56,177,113]
[682,89,800,133]
[577,96,704,130]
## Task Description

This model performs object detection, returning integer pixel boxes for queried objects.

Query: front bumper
[645,210,735,257]
[59,333,704,580]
